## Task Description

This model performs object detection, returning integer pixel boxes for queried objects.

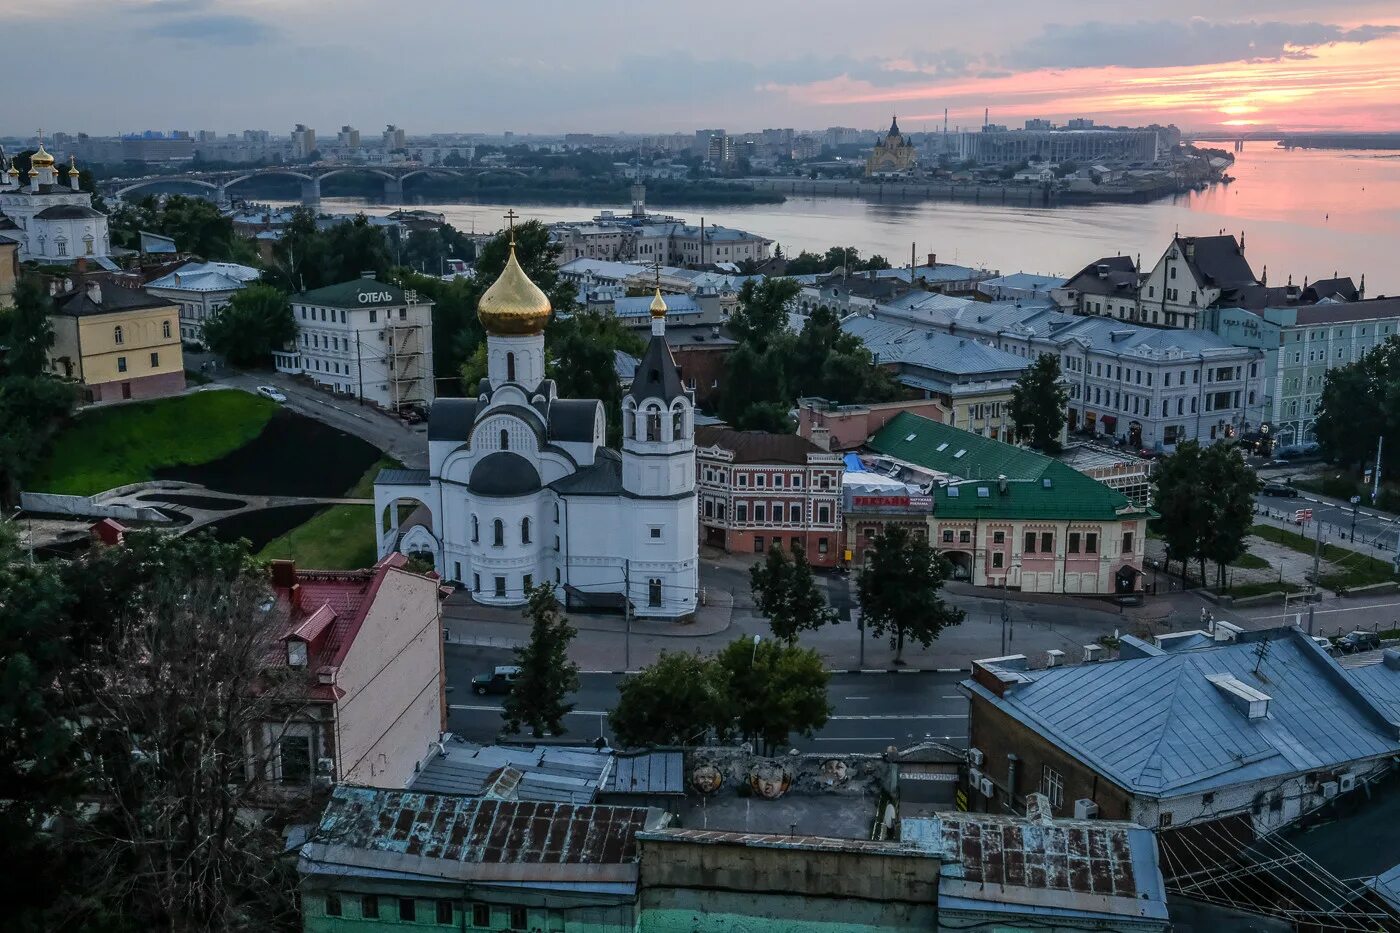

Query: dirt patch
[137,493,247,511]
[199,504,327,553]
[156,409,379,498]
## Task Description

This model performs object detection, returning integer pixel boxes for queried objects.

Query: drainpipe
[1006,754,1020,813]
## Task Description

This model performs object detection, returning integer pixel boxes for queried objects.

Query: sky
[8,0,1400,136]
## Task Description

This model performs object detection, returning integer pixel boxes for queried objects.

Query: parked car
[256,385,287,403]
[471,665,520,695]
[1261,483,1298,497]
[1310,635,1338,656]
[1336,631,1382,654]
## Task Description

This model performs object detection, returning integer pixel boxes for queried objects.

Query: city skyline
[7,0,1400,136]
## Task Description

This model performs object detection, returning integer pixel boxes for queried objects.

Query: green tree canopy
[2,278,56,378]
[1009,352,1068,453]
[714,637,831,755]
[501,584,580,738]
[548,310,644,447]
[1315,337,1398,472]
[749,544,837,644]
[202,283,294,367]
[1152,441,1259,588]
[109,194,255,263]
[0,376,77,508]
[856,525,964,661]
[607,652,729,747]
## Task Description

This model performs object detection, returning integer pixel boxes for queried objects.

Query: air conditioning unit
[316,757,334,775]
[1339,773,1357,793]
[978,777,996,797]
[968,767,984,787]
[968,747,986,768]
[1074,798,1099,820]
[1320,781,1340,799]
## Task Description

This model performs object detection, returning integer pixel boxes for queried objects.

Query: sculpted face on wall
[749,761,793,799]
[690,762,723,795]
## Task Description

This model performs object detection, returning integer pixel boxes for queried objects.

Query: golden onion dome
[30,144,55,167]
[477,244,552,336]
[6,161,17,177]
[68,156,80,177]
[649,288,668,318]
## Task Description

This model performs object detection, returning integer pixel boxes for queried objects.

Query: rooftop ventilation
[1206,673,1271,719]
[977,486,990,497]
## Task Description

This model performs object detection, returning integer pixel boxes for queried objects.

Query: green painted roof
[296,278,405,309]
[868,413,1148,521]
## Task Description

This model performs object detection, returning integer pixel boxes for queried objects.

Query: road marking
[450,703,607,718]
[941,694,968,700]
[829,713,965,721]
[1246,599,1400,620]
[844,696,870,700]
[814,737,896,743]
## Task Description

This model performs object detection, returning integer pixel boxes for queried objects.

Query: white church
[0,141,112,263]
[374,226,699,619]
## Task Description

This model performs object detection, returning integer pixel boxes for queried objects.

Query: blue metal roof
[967,628,1400,798]
[842,315,1029,379]
[613,293,700,318]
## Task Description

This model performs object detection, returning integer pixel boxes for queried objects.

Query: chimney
[85,280,102,305]
[270,558,297,589]
[927,252,936,267]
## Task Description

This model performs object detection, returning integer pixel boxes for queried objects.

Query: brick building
[694,426,844,567]
[798,395,948,452]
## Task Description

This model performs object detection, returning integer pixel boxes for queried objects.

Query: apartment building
[274,275,434,411]
[694,426,844,567]
[145,260,261,345]
[47,278,185,402]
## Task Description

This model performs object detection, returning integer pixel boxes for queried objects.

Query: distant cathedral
[865,116,918,178]
[373,214,700,619]
[0,137,111,263]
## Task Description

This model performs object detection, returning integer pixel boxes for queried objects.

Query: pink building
[798,396,948,452]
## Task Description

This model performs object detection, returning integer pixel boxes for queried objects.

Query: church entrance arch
[376,495,441,573]
[945,550,974,581]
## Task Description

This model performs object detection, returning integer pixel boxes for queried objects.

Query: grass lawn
[1250,524,1396,591]
[1223,580,1302,599]
[258,505,377,570]
[31,390,277,496]
[1231,552,1270,570]
[346,454,405,499]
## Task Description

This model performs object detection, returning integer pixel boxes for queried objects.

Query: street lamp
[1351,495,1361,542]
[751,634,761,666]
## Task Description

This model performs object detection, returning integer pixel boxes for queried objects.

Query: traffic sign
[1294,508,1313,524]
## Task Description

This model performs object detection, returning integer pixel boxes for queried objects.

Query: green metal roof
[868,413,1148,521]
[296,278,405,309]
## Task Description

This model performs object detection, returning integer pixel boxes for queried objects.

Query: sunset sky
[8,0,1400,135]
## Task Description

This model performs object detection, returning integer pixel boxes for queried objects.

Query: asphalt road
[445,645,968,753]
[1256,469,1400,551]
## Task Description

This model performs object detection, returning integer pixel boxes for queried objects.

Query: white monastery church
[374,220,699,619]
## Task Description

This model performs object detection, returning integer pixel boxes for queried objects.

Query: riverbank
[720,176,1201,205]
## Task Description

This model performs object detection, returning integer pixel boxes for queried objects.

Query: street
[1256,465,1400,552]
[444,644,969,753]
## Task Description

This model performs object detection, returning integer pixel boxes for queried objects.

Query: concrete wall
[20,491,167,522]
[334,567,445,788]
[641,890,936,933]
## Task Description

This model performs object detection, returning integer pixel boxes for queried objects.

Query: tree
[749,544,837,644]
[108,194,253,263]
[202,283,294,367]
[2,278,56,377]
[1199,443,1261,589]
[727,278,798,349]
[607,652,729,747]
[713,637,830,755]
[501,584,580,738]
[1315,337,1398,472]
[1009,352,1068,453]
[1152,442,1206,585]
[857,526,964,662]
[549,310,644,447]
[0,375,77,508]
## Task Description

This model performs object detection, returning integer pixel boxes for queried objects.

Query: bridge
[103,164,530,207]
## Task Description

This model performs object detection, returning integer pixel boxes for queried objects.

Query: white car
[255,385,287,403]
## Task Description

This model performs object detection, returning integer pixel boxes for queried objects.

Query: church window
[472,515,479,543]
[645,407,661,442]
[624,408,635,440]
[523,573,532,592]
[648,579,662,607]
[493,520,504,547]
[521,518,531,545]
[162,320,171,339]
[506,352,516,382]
[473,574,480,593]
[114,325,124,345]
[500,429,509,451]
[554,503,560,523]
[83,235,94,256]
[672,409,684,440]
[494,576,506,598]
[56,238,66,257]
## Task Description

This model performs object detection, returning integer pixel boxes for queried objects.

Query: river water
[290,143,1400,295]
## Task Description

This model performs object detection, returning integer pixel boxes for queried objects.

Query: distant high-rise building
[197,130,218,142]
[693,128,725,159]
[1024,119,1053,131]
[290,124,317,159]
[383,124,406,150]
[338,125,361,148]
[1067,118,1096,129]
[243,129,271,144]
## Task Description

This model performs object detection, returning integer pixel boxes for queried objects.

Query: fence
[19,491,168,523]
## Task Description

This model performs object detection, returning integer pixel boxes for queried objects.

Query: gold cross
[503,209,518,246]
[651,256,662,288]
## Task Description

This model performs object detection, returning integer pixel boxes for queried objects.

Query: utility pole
[1351,495,1361,542]
[1000,592,1010,655]
[1374,436,1385,503]
[1307,516,1322,635]
[623,558,631,672]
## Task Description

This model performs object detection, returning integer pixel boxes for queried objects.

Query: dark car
[1261,483,1298,497]
[1336,631,1382,654]
[471,665,520,695]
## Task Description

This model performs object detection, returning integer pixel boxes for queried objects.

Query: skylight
[936,442,949,451]
[947,486,960,497]
[954,449,967,459]
[977,487,990,498]
[905,433,917,442]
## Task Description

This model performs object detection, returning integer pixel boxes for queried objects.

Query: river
[282,143,1400,295]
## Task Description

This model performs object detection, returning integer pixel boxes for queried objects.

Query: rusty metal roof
[639,828,935,858]
[902,812,1169,924]
[312,786,658,866]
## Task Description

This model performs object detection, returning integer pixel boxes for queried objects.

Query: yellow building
[49,279,185,402]
[865,115,918,177]
[0,240,17,308]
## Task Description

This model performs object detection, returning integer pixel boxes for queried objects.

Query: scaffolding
[383,291,430,411]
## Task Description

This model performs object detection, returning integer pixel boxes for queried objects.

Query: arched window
[113,325,123,345]
[83,234,94,256]
[648,578,663,607]
[672,408,684,440]
[506,352,516,382]
[500,429,509,451]
[492,519,504,547]
[521,517,531,545]
[645,406,662,442]
[554,502,560,523]
[55,238,67,257]
[162,320,171,339]
[471,515,479,543]
[623,404,636,440]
